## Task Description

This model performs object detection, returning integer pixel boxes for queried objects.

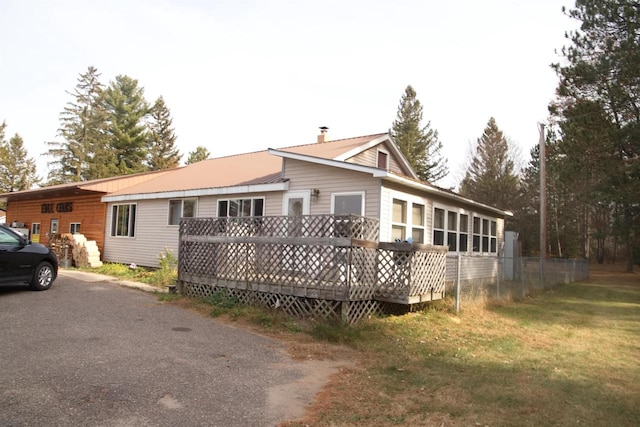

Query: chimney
[317,126,329,143]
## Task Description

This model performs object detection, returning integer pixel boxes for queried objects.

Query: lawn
[280,269,640,426]
[159,268,640,426]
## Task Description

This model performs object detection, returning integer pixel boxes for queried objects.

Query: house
[0,171,172,253]
[101,130,511,268]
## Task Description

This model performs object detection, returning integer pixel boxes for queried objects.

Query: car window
[0,228,21,246]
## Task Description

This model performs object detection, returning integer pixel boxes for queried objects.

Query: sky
[0,0,576,189]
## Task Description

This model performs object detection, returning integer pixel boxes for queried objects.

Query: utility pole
[539,122,547,286]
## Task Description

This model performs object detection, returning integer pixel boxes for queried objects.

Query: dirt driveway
[0,272,347,426]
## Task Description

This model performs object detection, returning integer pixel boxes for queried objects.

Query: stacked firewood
[71,234,103,268]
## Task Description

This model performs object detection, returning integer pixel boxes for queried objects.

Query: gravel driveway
[0,271,339,426]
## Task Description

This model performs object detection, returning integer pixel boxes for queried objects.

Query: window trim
[330,191,365,216]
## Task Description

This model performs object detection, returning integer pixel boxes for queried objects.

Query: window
[218,198,264,217]
[432,208,445,245]
[482,218,489,252]
[447,211,457,251]
[433,207,473,252]
[332,192,364,215]
[50,219,59,235]
[111,204,136,237]
[472,216,481,252]
[459,214,469,252]
[69,223,81,234]
[377,150,389,169]
[472,215,498,254]
[0,228,20,246]
[168,198,197,225]
[411,204,425,243]
[31,223,41,235]
[391,199,407,240]
[491,220,497,253]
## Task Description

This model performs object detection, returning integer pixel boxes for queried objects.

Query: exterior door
[282,191,310,272]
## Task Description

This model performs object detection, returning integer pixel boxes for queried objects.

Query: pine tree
[186,146,210,164]
[104,75,150,175]
[391,85,448,183]
[0,126,39,192]
[146,96,181,170]
[459,118,520,212]
[46,66,112,184]
[552,0,640,269]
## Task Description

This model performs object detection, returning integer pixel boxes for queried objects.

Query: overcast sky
[0,0,575,189]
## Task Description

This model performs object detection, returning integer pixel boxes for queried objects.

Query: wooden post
[455,254,461,313]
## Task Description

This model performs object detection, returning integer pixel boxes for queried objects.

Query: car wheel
[30,262,54,291]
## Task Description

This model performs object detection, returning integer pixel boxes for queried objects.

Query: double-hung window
[111,204,136,237]
[432,208,445,245]
[168,198,197,225]
[459,214,469,252]
[391,199,407,240]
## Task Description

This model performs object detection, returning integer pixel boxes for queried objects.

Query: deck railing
[178,215,447,323]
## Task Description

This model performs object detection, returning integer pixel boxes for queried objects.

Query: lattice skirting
[181,281,407,323]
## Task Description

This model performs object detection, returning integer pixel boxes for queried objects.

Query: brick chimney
[317,126,329,143]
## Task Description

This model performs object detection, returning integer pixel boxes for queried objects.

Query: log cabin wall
[5,194,107,253]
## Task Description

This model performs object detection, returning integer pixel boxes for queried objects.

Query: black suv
[0,224,58,290]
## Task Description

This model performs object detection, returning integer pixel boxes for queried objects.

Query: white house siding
[283,159,381,217]
[103,192,285,267]
[104,199,177,268]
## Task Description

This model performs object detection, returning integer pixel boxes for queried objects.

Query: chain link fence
[446,255,590,311]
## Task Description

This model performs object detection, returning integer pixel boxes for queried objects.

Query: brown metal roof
[281,133,387,159]
[0,169,173,202]
[106,133,389,197]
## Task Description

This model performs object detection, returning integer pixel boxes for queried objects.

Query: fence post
[520,257,526,298]
[455,254,461,313]
[496,257,501,299]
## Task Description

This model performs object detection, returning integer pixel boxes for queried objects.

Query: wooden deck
[178,215,447,322]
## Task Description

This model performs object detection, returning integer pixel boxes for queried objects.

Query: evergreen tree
[46,66,112,184]
[391,85,448,183]
[552,0,640,269]
[146,96,181,170]
[459,118,520,212]
[104,75,150,175]
[186,146,210,164]
[0,125,39,192]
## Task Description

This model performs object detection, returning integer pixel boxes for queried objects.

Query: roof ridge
[278,132,388,151]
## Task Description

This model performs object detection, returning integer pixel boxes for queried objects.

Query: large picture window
[111,204,136,237]
[332,192,364,215]
[168,198,197,225]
